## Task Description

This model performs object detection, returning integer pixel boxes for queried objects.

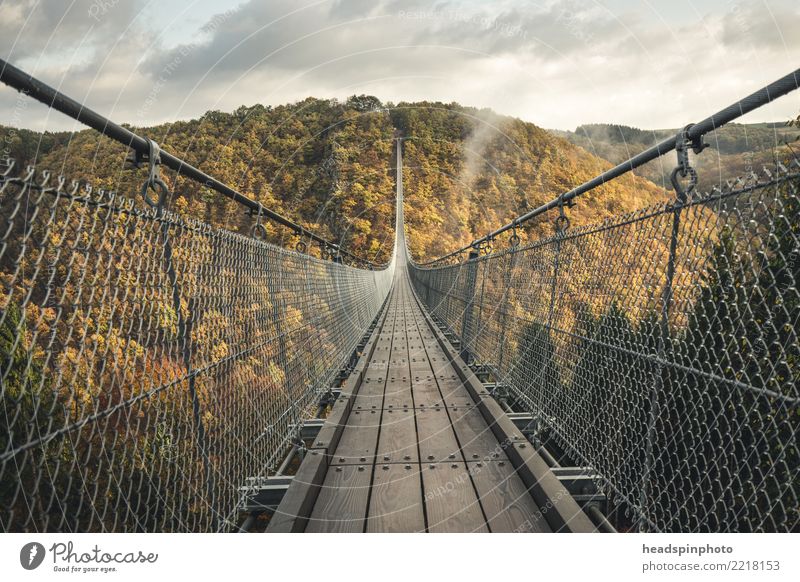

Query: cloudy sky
[1,0,798,132]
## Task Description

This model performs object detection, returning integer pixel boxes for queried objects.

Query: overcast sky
[1,0,798,132]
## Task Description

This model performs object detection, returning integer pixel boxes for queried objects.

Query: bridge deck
[266,142,594,533]
[267,271,595,533]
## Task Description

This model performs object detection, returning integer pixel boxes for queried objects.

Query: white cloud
[1,0,798,132]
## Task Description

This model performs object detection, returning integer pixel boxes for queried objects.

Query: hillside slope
[389,103,668,260]
[550,122,799,195]
[2,97,672,263]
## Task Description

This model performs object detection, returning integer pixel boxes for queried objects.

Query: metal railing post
[548,205,570,330]
[639,126,700,532]
[139,139,217,530]
[460,249,480,363]
[497,248,517,374]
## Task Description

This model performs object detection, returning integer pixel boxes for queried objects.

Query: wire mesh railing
[408,137,800,532]
[0,156,394,532]
[0,59,395,532]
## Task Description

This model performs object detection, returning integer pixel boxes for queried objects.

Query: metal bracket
[239,476,294,512]
[554,195,572,234]
[670,124,706,201]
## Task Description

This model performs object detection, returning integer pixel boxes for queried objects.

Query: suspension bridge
[1,59,798,533]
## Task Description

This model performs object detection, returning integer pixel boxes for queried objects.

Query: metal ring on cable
[671,124,698,201]
[251,204,267,240]
[554,214,570,232]
[141,177,169,208]
[252,223,268,240]
[293,230,308,253]
[509,220,521,247]
[140,138,168,208]
[554,196,571,234]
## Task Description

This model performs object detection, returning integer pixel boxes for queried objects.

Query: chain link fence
[0,158,394,532]
[408,154,800,532]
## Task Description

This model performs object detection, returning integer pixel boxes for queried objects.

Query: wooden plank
[467,461,550,533]
[377,407,418,463]
[437,379,476,408]
[352,392,383,411]
[311,394,351,452]
[332,408,381,465]
[357,378,386,398]
[451,405,509,462]
[416,406,461,463]
[305,464,371,533]
[383,381,413,408]
[366,463,425,532]
[421,462,488,533]
[265,450,327,533]
[411,380,445,408]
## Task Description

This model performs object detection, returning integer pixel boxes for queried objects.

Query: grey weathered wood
[305,464,372,533]
[421,462,488,533]
[408,278,596,533]
[377,407,418,463]
[332,408,382,465]
[450,405,509,462]
[411,380,445,408]
[416,406,461,463]
[437,378,476,408]
[265,450,328,533]
[383,380,413,408]
[352,392,383,411]
[467,461,550,533]
[367,463,425,532]
[275,274,598,534]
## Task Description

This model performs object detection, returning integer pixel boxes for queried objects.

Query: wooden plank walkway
[267,271,596,533]
[267,142,594,533]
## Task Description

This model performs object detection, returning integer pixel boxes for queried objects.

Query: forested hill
[1,96,669,263]
[389,104,667,260]
[550,122,800,195]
